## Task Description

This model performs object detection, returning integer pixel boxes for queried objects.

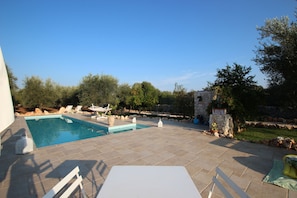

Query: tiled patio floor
[1,114,297,198]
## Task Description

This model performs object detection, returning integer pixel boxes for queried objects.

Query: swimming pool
[25,115,150,148]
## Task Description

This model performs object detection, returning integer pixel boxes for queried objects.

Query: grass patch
[234,127,297,143]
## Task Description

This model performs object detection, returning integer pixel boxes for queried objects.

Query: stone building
[194,91,214,124]
[194,90,234,137]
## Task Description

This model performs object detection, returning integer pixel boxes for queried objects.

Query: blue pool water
[25,115,149,148]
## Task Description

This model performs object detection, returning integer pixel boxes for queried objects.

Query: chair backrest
[208,167,250,198]
[104,104,111,114]
[43,166,87,198]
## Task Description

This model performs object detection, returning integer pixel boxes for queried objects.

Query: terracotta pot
[211,129,218,133]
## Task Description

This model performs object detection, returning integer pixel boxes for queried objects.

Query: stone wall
[194,91,214,124]
[209,114,234,137]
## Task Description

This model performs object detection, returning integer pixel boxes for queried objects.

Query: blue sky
[0,0,296,92]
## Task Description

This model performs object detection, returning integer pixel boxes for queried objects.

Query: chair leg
[80,187,87,198]
[208,174,218,198]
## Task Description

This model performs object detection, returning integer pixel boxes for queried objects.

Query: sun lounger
[88,104,112,116]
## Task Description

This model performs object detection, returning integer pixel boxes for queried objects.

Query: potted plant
[211,122,218,133]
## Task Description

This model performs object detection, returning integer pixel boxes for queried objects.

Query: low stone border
[201,129,297,151]
[246,121,297,130]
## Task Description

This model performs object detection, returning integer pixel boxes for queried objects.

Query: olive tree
[20,77,63,108]
[117,83,132,109]
[129,81,159,112]
[254,16,297,108]
[42,79,60,107]
[209,63,263,132]
[129,83,144,112]
[20,76,46,108]
[141,81,159,110]
[54,85,79,107]
[78,74,118,106]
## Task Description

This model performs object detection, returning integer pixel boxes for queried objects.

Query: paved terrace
[1,114,297,198]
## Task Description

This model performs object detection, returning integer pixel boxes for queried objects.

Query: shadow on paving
[0,126,54,197]
[7,154,53,197]
[209,137,297,175]
[2,154,107,197]
[0,123,108,197]
[45,159,105,197]
[51,159,108,197]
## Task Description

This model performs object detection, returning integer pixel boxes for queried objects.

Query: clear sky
[0,0,295,92]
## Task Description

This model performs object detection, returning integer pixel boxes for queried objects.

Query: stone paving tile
[288,189,297,197]
[1,115,297,197]
[157,155,190,166]
[140,153,171,165]
[192,171,213,193]
[262,182,288,198]
[81,148,102,157]
[230,173,252,191]
[127,158,153,165]
[246,180,265,197]
[186,160,204,176]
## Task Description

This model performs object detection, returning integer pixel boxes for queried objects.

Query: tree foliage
[42,79,60,107]
[129,81,159,112]
[21,76,46,108]
[78,74,118,106]
[209,63,263,131]
[6,64,19,104]
[254,16,297,108]
[129,83,144,111]
[55,85,79,107]
[159,91,174,105]
[173,83,194,117]
[141,81,159,109]
[6,64,18,91]
[19,76,79,108]
[158,91,175,113]
[117,83,132,109]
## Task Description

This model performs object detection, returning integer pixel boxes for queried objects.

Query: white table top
[96,166,202,198]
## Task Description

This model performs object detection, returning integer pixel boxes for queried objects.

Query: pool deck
[1,113,297,197]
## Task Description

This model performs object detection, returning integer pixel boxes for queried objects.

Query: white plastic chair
[208,167,250,198]
[43,166,87,198]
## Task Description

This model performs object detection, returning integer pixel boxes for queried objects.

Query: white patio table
[96,166,202,198]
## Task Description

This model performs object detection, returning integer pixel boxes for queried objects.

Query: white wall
[0,48,14,132]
